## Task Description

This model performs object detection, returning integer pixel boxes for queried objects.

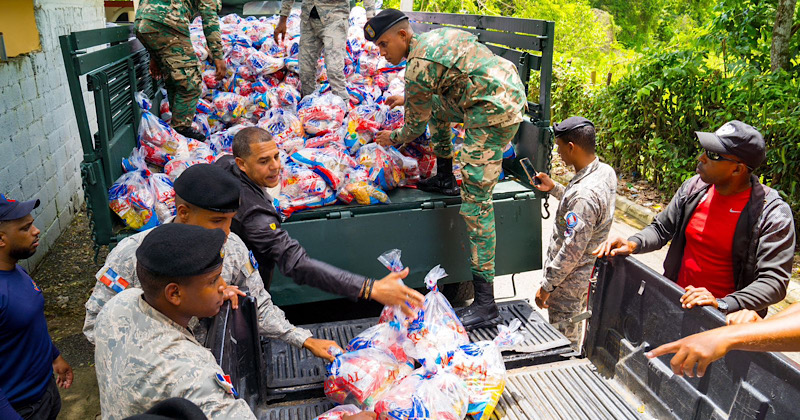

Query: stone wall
[0,0,106,270]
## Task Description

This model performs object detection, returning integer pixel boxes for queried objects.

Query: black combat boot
[417,158,460,196]
[458,274,501,330]
[175,126,206,142]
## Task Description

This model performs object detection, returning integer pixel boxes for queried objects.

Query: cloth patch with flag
[215,373,239,397]
[98,267,130,293]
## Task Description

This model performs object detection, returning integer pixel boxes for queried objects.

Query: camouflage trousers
[136,19,202,129]
[429,104,519,282]
[548,265,593,349]
[299,15,349,102]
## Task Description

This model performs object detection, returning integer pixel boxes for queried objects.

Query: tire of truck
[441,281,474,307]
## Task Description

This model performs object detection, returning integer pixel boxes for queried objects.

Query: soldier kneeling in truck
[367,9,528,329]
[216,127,425,314]
[595,120,796,323]
[84,164,342,362]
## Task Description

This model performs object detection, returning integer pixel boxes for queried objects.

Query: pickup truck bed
[209,256,800,419]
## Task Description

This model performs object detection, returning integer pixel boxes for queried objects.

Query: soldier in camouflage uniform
[367,9,527,329]
[135,0,226,141]
[532,117,617,349]
[84,164,340,361]
[94,224,257,419]
[274,0,375,102]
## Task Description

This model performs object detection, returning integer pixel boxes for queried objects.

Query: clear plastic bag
[212,91,248,122]
[340,166,390,206]
[443,320,522,420]
[256,108,304,143]
[343,104,387,155]
[149,173,176,223]
[137,110,189,167]
[108,170,157,231]
[356,143,402,190]
[247,50,285,76]
[325,347,413,409]
[347,321,412,365]
[298,92,347,136]
[373,363,469,420]
[277,162,337,218]
[289,147,357,191]
[406,266,469,363]
[315,404,363,420]
[384,146,420,186]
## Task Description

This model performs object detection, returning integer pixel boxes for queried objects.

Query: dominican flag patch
[98,267,130,293]
[215,373,239,397]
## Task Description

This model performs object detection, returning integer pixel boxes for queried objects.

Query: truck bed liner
[265,300,571,393]
[257,360,646,419]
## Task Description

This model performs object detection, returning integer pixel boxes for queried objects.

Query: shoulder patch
[30,278,41,292]
[248,250,259,271]
[269,223,277,230]
[564,211,579,238]
[99,267,130,293]
[214,373,239,397]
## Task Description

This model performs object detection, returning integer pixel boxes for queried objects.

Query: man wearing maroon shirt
[595,120,796,324]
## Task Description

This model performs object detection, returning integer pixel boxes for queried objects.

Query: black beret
[553,116,594,137]
[136,224,226,277]
[174,164,240,213]
[364,9,409,42]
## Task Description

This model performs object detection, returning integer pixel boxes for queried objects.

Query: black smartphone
[519,157,541,185]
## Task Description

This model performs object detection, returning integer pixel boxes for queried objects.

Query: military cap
[174,164,240,213]
[553,116,594,138]
[364,9,409,42]
[695,120,765,169]
[136,224,226,277]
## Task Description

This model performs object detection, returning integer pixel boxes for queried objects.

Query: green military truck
[59,10,554,306]
[60,8,800,420]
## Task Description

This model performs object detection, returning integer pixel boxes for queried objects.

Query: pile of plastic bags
[108,8,514,230]
[320,249,524,420]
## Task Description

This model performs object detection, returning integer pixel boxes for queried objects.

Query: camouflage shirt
[135,0,223,61]
[83,220,312,348]
[94,289,256,420]
[280,0,376,23]
[543,158,617,291]
[391,28,527,144]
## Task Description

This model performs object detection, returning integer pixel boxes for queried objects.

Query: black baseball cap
[0,194,40,221]
[364,9,409,42]
[695,120,765,169]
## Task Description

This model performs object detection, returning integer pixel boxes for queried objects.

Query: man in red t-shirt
[594,120,796,324]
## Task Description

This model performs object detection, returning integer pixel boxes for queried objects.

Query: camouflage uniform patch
[543,158,617,348]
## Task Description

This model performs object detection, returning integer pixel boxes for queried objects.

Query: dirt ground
[34,210,106,420]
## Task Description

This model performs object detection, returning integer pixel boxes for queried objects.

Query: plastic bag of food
[206,123,252,156]
[256,108,304,143]
[149,173,176,223]
[277,162,337,218]
[324,347,413,409]
[406,265,469,362]
[212,91,248,122]
[444,320,523,420]
[272,83,301,109]
[298,92,347,136]
[305,129,346,149]
[343,104,387,154]
[247,50,285,76]
[373,249,416,326]
[108,170,157,231]
[277,136,305,155]
[138,110,189,167]
[384,146,420,186]
[347,321,412,365]
[289,147,356,191]
[356,143,401,190]
[373,363,469,420]
[315,404,363,420]
[382,108,404,131]
[340,166,390,205]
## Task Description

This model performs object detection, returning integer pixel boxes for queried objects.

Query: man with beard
[594,121,796,324]
[0,195,73,420]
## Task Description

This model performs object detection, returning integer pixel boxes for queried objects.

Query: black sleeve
[243,206,366,300]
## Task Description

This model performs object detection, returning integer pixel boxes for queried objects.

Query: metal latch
[326,211,353,219]
[421,201,445,210]
[553,311,592,328]
[513,192,536,200]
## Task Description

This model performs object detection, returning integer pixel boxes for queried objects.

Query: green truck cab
[59,11,555,306]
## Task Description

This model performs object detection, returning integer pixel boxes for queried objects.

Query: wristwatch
[716,298,729,314]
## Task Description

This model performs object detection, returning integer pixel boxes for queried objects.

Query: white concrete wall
[0,0,105,271]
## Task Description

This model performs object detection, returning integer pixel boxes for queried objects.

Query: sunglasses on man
[704,150,754,171]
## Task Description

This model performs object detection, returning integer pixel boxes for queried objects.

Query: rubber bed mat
[257,360,643,419]
[265,300,571,392]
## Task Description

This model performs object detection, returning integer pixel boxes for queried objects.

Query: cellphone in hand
[519,157,541,185]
